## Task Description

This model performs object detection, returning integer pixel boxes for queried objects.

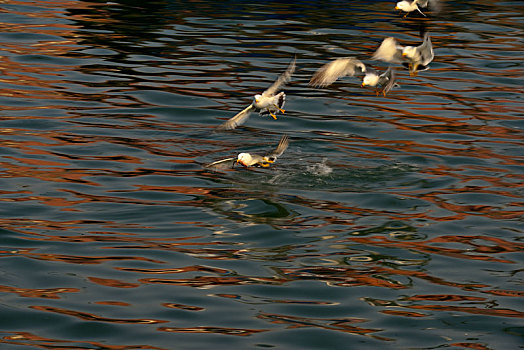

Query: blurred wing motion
[204,157,237,171]
[418,32,434,67]
[372,37,404,64]
[379,67,397,96]
[309,57,366,87]
[373,34,434,76]
[419,0,442,14]
[264,55,297,97]
[216,104,254,131]
[405,32,434,75]
[264,135,289,162]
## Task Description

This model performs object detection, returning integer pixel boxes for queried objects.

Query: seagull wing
[263,55,297,97]
[372,37,404,64]
[204,157,237,171]
[309,57,366,87]
[265,134,289,161]
[418,33,434,66]
[216,104,254,131]
[379,67,397,96]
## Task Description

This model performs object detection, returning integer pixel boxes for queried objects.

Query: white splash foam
[306,159,333,176]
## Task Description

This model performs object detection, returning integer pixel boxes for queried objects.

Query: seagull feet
[408,64,416,77]
[270,113,278,120]
[375,88,387,97]
[279,108,285,113]
[409,62,421,77]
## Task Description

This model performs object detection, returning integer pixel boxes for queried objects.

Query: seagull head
[254,94,262,104]
[237,152,253,167]
[362,72,380,87]
[402,46,417,59]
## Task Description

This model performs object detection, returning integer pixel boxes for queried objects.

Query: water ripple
[0,0,522,349]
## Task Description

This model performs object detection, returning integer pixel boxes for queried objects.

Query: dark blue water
[0,0,522,349]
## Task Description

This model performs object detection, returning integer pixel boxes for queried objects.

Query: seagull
[216,56,296,130]
[372,32,434,76]
[204,135,290,170]
[237,135,289,167]
[309,57,398,96]
[395,0,442,18]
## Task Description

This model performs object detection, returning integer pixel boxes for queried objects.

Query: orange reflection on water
[450,342,493,350]
[1,330,167,350]
[141,275,286,289]
[0,158,102,187]
[277,266,406,289]
[14,251,164,265]
[118,265,231,275]
[158,326,267,336]
[381,310,428,317]
[0,0,99,110]
[162,302,204,311]
[0,285,79,299]
[367,295,524,319]
[88,277,140,289]
[349,234,522,264]
[258,312,392,341]
[30,305,168,325]
[406,304,524,318]
[94,301,131,307]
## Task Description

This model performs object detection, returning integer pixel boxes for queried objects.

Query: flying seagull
[395,0,442,18]
[309,57,398,96]
[204,135,290,170]
[372,32,434,76]
[216,56,296,131]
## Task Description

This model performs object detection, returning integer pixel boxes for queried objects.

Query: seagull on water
[309,57,398,96]
[204,135,290,170]
[372,32,434,76]
[216,56,296,131]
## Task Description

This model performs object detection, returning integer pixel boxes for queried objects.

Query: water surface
[0,0,523,349]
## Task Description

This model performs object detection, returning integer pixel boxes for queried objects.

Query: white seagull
[204,135,290,170]
[217,56,296,131]
[395,0,442,18]
[372,32,434,76]
[236,135,289,167]
[309,57,398,96]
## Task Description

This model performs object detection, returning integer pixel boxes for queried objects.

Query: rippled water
[1,0,523,349]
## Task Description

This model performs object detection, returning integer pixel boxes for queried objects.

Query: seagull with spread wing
[372,32,434,76]
[204,135,290,170]
[216,56,296,131]
[395,0,442,18]
[309,57,398,96]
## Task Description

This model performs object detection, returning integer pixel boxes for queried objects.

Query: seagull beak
[361,82,366,87]
[255,99,259,103]
[395,5,399,10]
